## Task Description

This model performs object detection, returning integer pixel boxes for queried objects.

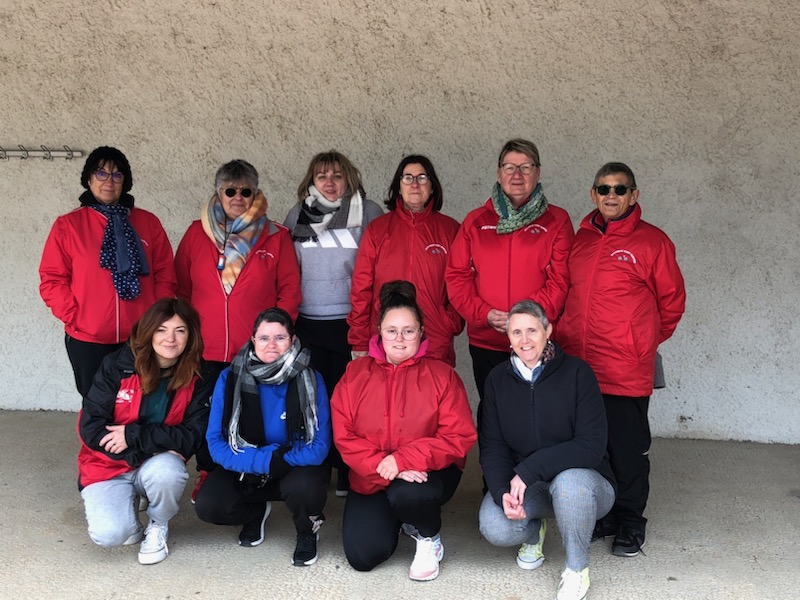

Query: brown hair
[296,150,366,202]
[129,298,204,395]
[378,280,424,329]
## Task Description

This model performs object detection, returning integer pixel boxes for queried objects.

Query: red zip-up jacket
[347,202,464,365]
[39,206,177,344]
[445,199,574,352]
[331,336,477,496]
[556,204,686,397]
[175,220,301,363]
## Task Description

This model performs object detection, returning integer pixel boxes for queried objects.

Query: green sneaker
[556,567,590,600]
[516,518,546,570]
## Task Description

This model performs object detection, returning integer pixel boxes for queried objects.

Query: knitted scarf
[201,190,269,294]
[224,338,318,454]
[491,181,549,234]
[291,186,364,242]
[83,191,150,300]
[511,339,556,383]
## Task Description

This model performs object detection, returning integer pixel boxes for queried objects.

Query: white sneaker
[516,518,546,570]
[138,521,169,565]
[409,536,444,581]
[556,567,590,600]
[123,524,143,546]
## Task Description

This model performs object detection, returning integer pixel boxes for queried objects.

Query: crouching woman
[77,298,213,565]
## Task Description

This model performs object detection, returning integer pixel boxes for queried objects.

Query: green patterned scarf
[491,181,548,234]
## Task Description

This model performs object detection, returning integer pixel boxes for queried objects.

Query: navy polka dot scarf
[90,203,150,300]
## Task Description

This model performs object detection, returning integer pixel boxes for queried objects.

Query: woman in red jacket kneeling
[331,281,477,581]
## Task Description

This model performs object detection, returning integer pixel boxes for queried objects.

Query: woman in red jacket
[347,155,463,366]
[39,146,177,399]
[332,281,476,581]
[77,298,214,565]
[175,159,301,495]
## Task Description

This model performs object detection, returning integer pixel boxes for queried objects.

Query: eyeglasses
[254,334,290,345]
[222,187,254,198]
[380,327,421,341]
[94,170,124,183]
[500,163,538,176]
[593,184,635,196]
[400,174,429,186]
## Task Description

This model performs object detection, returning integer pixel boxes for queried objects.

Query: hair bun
[379,280,416,309]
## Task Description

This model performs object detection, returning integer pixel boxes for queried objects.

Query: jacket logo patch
[480,225,497,230]
[425,243,448,255]
[280,411,286,420]
[611,249,637,264]
[255,250,274,260]
[116,388,134,403]
[524,224,548,234]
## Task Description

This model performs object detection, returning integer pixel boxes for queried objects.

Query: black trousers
[194,464,331,534]
[468,344,509,404]
[603,394,651,532]
[342,464,462,572]
[193,361,229,472]
[295,316,351,472]
[64,334,123,398]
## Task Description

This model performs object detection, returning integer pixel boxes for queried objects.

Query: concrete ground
[1,409,798,600]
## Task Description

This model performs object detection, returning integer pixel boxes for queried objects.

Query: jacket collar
[367,334,430,367]
[581,202,642,236]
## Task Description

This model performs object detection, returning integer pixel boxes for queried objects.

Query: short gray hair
[498,139,541,167]
[508,299,550,329]
[214,159,259,190]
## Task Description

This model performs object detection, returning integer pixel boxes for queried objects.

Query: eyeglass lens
[401,174,428,185]
[95,170,124,182]
[224,187,254,198]
[501,163,536,175]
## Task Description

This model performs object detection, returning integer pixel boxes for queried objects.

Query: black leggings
[342,464,462,571]
[195,464,331,534]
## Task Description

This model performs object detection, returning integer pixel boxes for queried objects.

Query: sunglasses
[594,184,634,196]
[222,187,254,198]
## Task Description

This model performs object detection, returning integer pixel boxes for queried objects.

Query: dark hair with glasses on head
[592,162,637,190]
[81,146,134,196]
[214,159,259,192]
[385,155,443,212]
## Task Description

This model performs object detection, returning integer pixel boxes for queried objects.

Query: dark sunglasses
[222,187,254,198]
[594,184,634,196]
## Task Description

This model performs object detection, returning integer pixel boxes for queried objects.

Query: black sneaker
[238,501,272,547]
[292,532,319,566]
[591,518,617,542]
[612,526,646,557]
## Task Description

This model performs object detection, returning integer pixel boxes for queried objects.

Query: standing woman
[446,139,575,405]
[175,159,301,496]
[332,281,476,581]
[284,150,383,495]
[40,146,177,399]
[195,308,331,567]
[348,155,463,366]
[77,298,214,565]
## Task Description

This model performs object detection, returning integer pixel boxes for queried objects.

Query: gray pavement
[1,410,797,599]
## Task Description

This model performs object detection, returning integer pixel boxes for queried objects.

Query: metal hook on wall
[0,145,7,160]
[41,145,53,160]
[18,145,29,159]
[64,145,74,160]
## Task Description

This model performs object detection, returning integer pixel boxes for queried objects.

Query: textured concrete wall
[2,0,798,442]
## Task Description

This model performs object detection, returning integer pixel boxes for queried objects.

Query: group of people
[39,139,685,600]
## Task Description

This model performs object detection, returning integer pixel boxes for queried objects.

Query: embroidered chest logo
[610,249,638,264]
[255,250,274,260]
[425,243,448,255]
[480,225,497,231]
[524,224,549,235]
[116,388,135,403]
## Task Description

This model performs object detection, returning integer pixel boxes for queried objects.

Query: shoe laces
[309,514,325,535]
[142,522,167,549]
[557,567,589,599]
[617,525,647,556]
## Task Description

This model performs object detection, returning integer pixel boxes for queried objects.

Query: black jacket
[479,341,616,506]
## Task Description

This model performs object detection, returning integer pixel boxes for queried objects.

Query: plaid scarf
[491,181,549,234]
[88,196,150,300]
[201,190,269,294]
[291,186,364,242]
[224,338,318,454]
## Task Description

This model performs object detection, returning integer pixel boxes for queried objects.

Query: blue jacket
[206,368,331,475]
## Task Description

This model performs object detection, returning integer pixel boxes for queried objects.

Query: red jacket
[445,199,574,352]
[331,336,477,495]
[77,345,212,488]
[347,203,464,365]
[556,204,686,397]
[39,206,177,344]
[175,220,301,363]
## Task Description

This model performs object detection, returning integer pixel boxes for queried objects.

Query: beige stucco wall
[2,0,798,442]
